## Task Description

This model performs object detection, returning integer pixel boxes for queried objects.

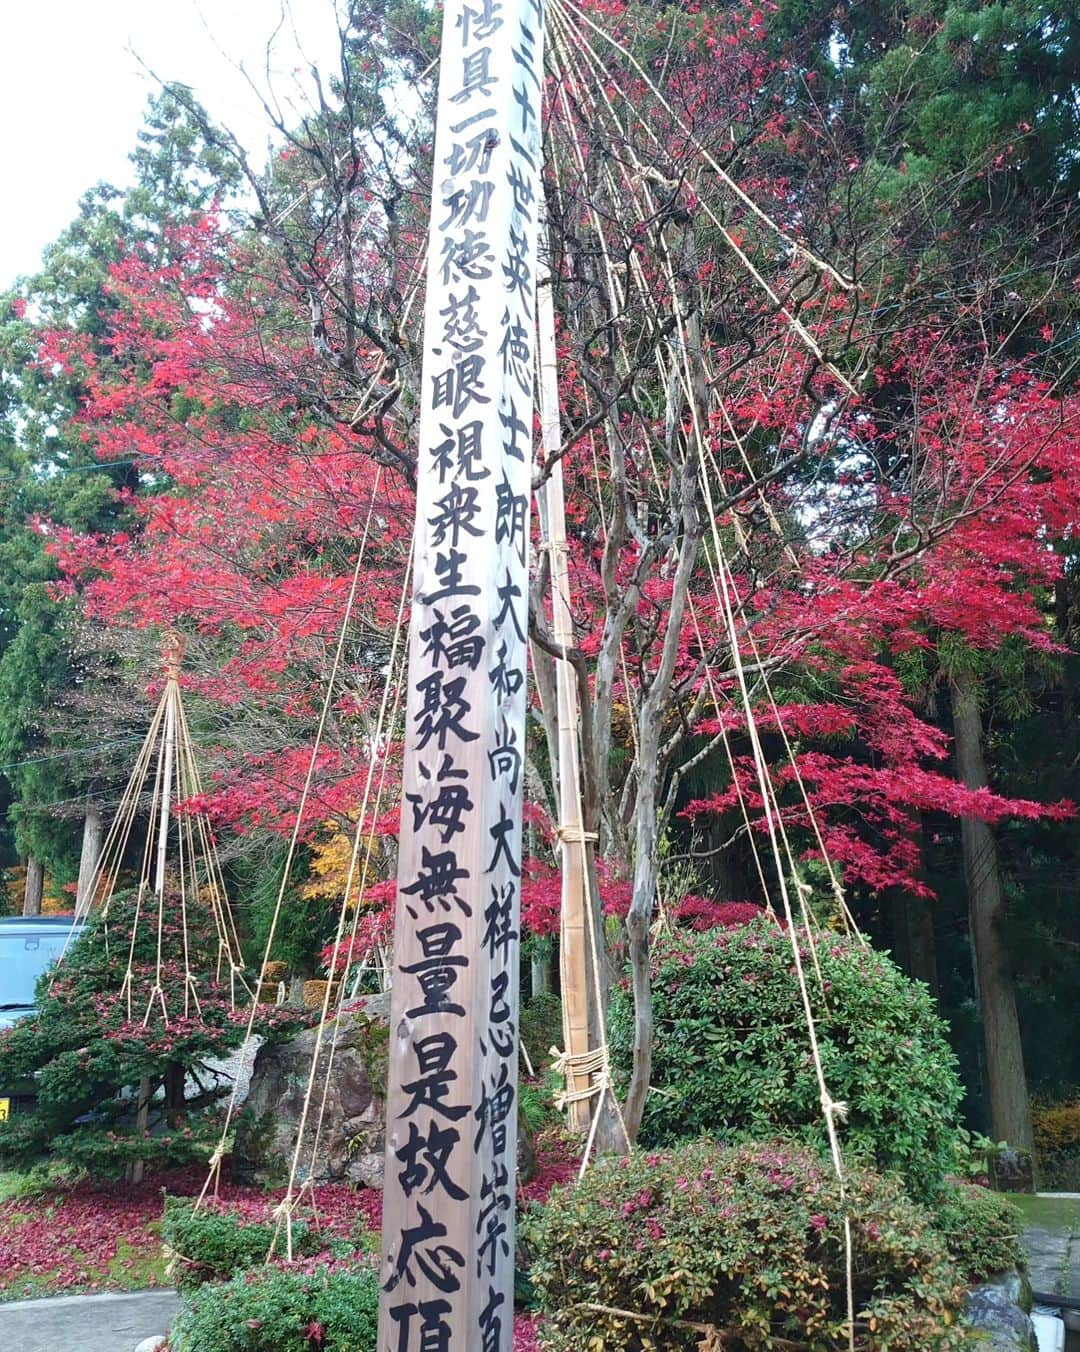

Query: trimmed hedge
[932,1183,1025,1284]
[523,1139,967,1350]
[169,1264,379,1352]
[162,1198,320,1290]
[610,918,964,1199]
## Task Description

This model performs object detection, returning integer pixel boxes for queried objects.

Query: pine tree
[0,891,306,1176]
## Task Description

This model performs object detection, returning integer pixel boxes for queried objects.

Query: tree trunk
[130,1074,152,1185]
[889,815,939,996]
[22,856,43,916]
[950,667,1036,1161]
[905,895,939,995]
[530,949,551,997]
[75,805,103,912]
[164,1061,186,1121]
[891,892,940,994]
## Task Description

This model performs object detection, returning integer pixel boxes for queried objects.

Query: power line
[0,737,143,773]
[0,459,146,487]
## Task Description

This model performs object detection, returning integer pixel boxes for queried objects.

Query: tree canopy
[1,0,1077,1142]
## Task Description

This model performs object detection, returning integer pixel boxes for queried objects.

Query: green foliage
[866,2,1080,200]
[233,1108,287,1184]
[609,919,964,1199]
[162,1198,319,1290]
[520,990,563,1069]
[0,892,308,1175]
[347,1013,390,1095]
[519,1072,563,1136]
[932,1183,1025,1283]
[523,1139,967,1351]
[1031,1097,1080,1190]
[237,842,328,975]
[169,1263,379,1352]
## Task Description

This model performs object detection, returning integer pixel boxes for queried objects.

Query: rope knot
[550,1045,608,1110]
[821,1095,849,1126]
[554,825,598,845]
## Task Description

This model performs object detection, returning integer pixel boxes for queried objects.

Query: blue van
[0,914,82,1120]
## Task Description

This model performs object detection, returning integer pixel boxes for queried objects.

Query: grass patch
[1006,1193,1080,1232]
[106,1232,168,1291]
[0,1171,43,1205]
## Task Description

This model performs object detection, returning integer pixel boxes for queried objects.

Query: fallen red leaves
[0,1141,564,1347]
[519,1130,581,1207]
[0,1171,168,1296]
[0,1166,381,1299]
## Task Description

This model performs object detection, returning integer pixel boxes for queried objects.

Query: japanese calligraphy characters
[378,0,545,1348]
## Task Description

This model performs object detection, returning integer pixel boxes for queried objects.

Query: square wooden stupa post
[377,0,546,1348]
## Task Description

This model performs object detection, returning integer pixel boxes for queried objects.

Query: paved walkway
[0,1289,179,1352]
[1022,1195,1080,1301]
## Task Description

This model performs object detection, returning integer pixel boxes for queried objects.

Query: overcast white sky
[1,1,343,288]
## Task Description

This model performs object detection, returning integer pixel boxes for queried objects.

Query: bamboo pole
[133,637,180,1185]
[537,264,593,1131]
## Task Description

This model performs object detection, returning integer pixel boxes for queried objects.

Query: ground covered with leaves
[0,1165,382,1301]
[0,1135,578,1345]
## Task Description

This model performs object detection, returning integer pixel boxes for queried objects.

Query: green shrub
[169,1263,379,1351]
[523,1139,967,1351]
[609,918,963,1199]
[0,893,308,1176]
[1039,1148,1080,1190]
[520,990,564,1069]
[932,1183,1025,1283]
[1032,1097,1080,1154]
[1032,1098,1080,1189]
[162,1198,321,1290]
[520,1071,563,1135]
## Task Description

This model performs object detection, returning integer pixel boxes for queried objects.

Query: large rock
[239,996,389,1188]
[965,1272,1037,1351]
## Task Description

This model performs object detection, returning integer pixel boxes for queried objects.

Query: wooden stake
[537,263,594,1132]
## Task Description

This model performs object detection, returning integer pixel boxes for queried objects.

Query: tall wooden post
[154,688,178,901]
[537,268,593,1131]
[377,0,546,1347]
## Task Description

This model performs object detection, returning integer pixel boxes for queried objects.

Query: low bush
[523,1139,967,1351]
[1039,1148,1080,1190]
[162,1198,320,1290]
[1032,1097,1080,1189]
[931,1182,1025,1283]
[609,918,964,1199]
[169,1263,379,1352]
[1032,1097,1080,1154]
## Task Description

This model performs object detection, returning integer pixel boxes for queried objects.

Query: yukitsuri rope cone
[73,633,249,1000]
[53,631,259,1183]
